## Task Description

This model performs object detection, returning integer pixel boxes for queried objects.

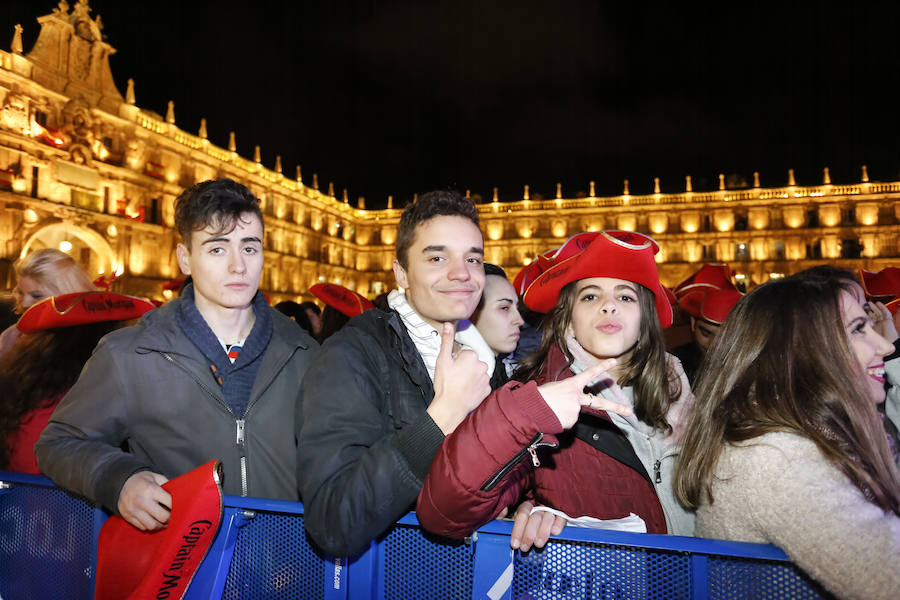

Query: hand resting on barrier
[118,471,171,531]
[508,500,566,551]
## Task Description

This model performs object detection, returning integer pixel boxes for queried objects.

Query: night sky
[2,1,899,208]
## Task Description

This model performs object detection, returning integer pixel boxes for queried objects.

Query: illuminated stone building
[480,173,900,291]
[0,1,399,304]
[1,2,898,304]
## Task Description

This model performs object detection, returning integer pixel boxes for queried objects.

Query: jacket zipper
[480,432,558,492]
[236,419,248,496]
[653,459,662,483]
[160,352,250,496]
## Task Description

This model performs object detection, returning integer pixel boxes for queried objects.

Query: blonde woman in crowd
[0,248,95,355]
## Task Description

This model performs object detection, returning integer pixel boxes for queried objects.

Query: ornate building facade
[1,2,899,304]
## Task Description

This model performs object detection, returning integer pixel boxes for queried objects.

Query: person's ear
[176,243,192,276]
[393,259,409,290]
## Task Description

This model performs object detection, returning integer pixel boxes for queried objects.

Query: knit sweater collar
[177,284,272,370]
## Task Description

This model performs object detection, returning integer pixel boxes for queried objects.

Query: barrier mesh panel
[707,556,833,600]
[0,482,96,600]
[222,511,323,599]
[381,524,474,600]
[512,539,692,599]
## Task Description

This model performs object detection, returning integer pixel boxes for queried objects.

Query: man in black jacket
[298,190,494,557]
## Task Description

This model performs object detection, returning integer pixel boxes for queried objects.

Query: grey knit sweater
[696,431,900,600]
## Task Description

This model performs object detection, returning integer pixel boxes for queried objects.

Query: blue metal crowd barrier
[0,471,831,599]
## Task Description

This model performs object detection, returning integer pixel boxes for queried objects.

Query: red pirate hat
[94,460,224,600]
[860,268,900,315]
[522,231,673,327]
[674,263,734,318]
[513,257,549,297]
[661,284,677,307]
[698,286,743,324]
[513,233,603,299]
[673,263,734,298]
[859,268,900,299]
[16,291,156,332]
[309,283,375,317]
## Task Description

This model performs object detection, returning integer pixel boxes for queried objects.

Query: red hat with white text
[94,461,223,600]
[309,283,375,317]
[17,291,156,332]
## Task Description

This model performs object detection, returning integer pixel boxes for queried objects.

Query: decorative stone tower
[26,0,125,113]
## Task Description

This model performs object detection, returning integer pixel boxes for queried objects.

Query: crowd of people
[1,178,898,599]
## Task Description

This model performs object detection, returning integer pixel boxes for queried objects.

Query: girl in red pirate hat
[418,231,694,548]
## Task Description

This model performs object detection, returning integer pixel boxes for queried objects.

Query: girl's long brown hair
[515,281,681,432]
[0,322,118,468]
[673,269,900,515]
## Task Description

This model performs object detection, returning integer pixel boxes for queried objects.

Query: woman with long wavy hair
[417,231,694,550]
[0,292,154,473]
[674,267,900,600]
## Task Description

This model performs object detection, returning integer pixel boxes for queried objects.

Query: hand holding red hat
[537,359,632,429]
[117,471,172,532]
[95,461,223,600]
[427,322,491,435]
[868,300,900,342]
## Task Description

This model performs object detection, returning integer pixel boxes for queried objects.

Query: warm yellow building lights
[1,2,899,302]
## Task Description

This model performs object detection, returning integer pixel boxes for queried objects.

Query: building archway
[21,222,117,278]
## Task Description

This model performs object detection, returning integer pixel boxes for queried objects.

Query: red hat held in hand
[309,283,375,318]
[860,267,900,314]
[522,231,673,327]
[94,461,224,600]
[16,291,156,332]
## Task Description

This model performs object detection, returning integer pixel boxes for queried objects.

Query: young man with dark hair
[298,189,494,556]
[36,178,318,531]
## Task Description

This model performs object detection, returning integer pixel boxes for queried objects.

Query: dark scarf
[176,284,273,418]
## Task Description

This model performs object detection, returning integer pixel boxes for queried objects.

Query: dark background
[3,1,899,208]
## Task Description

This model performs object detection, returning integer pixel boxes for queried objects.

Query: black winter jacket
[297,308,447,557]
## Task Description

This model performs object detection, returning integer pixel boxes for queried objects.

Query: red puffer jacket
[416,344,667,537]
